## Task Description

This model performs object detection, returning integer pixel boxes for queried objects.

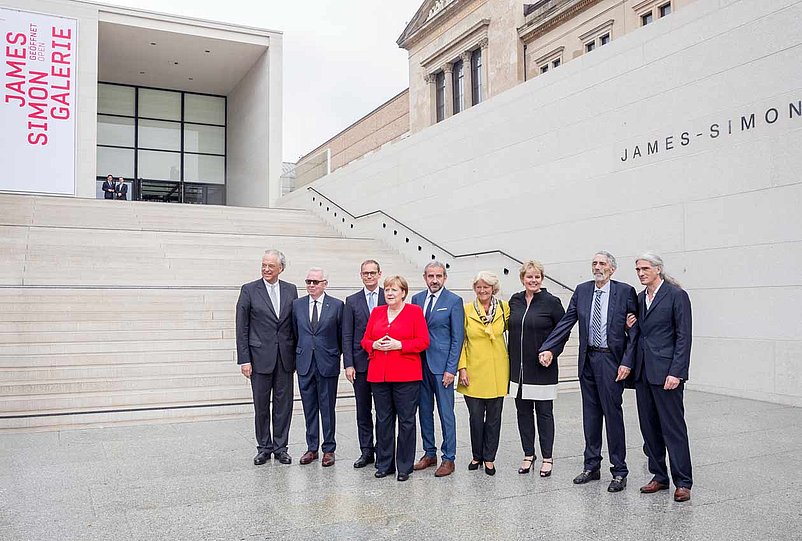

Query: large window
[471,48,482,105]
[96,83,226,204]
[435,72,446,123]
[452,59,465,114]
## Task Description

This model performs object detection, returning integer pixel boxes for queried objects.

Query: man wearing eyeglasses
[293,267,344,467]
[342,260,385,468]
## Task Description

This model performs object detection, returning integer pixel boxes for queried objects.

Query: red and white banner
[1,7,77,195]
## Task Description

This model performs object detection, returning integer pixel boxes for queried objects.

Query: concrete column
[444,63,454,118]
[461,51,473,110]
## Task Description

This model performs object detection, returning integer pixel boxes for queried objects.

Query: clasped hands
[373,334,402,352]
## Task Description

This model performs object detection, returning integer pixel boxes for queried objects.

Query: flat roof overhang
[97,8,275,95]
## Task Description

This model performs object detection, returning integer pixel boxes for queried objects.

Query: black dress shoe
[468,460,481,471]
[274,451,292,465]
[573,470,601,484]
[354,454,375,469]
[608,476,627,492]
[484,464,496,476]
[396,472,410,482]
[374,470,394,478]
[253,451,271,466]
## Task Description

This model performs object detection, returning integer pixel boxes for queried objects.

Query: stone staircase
[0,193,578,432]
[0,194,420,431]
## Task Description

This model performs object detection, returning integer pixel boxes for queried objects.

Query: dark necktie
[424,294,435,320]
[311,300,319,331]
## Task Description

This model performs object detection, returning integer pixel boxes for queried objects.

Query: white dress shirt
[263,279,280,314]
[309,293,326,322]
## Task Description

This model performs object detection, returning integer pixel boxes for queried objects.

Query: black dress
[508,289,566,400]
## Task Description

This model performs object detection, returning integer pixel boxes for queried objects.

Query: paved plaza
[1,389,801,540]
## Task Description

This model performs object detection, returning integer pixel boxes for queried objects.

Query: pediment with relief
[397,0,461,48]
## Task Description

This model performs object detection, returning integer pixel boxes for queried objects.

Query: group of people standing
[235,248,693,502]
[101,174,128,200]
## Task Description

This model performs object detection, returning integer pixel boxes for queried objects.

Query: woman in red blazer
[361,275,429,481]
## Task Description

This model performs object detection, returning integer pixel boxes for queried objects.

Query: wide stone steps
[0,192,583,432]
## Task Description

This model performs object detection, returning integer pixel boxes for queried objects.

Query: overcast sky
[101,0,424,162]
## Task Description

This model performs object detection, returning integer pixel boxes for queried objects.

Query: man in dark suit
[236,249,298,465]
[540,251,638,492]
[115,177,128,200]
[411,261,465,477]
[102,174,115,199]
[293,267,344,467]
[342,259,385,468]
[632,252,693,502]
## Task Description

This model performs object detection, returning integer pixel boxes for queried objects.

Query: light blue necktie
[368,291,375,312]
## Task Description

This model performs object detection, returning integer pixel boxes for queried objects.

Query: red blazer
[361,303,430,383]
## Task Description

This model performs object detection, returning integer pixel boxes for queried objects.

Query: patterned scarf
[474,296,498,340]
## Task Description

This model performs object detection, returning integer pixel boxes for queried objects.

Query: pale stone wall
[294,90,410,188]
[280,0,802,406]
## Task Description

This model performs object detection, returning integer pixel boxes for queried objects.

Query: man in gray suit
[236,249,298,465]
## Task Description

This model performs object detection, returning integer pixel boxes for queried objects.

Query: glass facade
[96,83,226,205]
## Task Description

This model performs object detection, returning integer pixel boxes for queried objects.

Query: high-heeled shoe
[468,460,481,471]
[484,463,496,476]
[540,458,553,477]
[518,456,535,474]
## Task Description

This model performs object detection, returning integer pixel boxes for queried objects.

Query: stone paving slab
[1,389,801,540]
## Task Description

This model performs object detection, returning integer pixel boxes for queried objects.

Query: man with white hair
[293,267,344,467]
[236,249,298,466]
[540,251,638,492]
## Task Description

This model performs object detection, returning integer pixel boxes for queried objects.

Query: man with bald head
[236,249,298,466]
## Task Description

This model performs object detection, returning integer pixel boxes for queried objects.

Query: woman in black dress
[508,260,566,477]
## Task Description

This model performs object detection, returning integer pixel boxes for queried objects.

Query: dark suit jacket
[293,294,344,377]
[634,282,692,385]
[411,288,465,375]
[540,279,639,377]
[102,180,115,199]
[342,288,385,372]
[115,183,128,200]
[235,278,298,374]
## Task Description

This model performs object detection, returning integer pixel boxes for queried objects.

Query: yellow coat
[457,300,509,399]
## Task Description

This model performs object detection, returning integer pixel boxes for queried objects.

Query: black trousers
[635,379,693,488]
[514,396,554,459]
[372,381,420,475]
[353,370,375,455]
[250,361,293,454]
[580,350,628,476]
[464,396,504,462]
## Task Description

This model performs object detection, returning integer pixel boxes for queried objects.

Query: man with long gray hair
[632,252,693,502]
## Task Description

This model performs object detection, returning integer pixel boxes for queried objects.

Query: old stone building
[294,0,693,185]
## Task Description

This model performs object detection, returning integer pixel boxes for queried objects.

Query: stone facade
[401,0,695,132]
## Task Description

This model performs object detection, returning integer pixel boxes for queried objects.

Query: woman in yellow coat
[457,271,509,475]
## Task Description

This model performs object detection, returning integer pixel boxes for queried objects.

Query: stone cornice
[420,18,490,72]
[517,0,603,43]
[398,0,466,49]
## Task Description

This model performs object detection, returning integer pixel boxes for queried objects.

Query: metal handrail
[307,187,574,293]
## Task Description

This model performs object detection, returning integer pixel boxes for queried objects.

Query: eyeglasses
[305,279,327,285]
[361,271,379,276]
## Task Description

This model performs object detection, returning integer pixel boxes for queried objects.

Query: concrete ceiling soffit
[518,0,602,42]
[397,0,465,49]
